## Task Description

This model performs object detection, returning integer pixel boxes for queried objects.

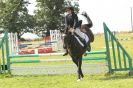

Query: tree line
[0,0,79,38]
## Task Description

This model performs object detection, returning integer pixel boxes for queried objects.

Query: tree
[0,0,80,37]
[34,0,65,36]
[0,0,36,38]
[34,0,79,36]
[0,0,7,28]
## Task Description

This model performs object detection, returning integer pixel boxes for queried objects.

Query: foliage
[0,0,80,37]
[34,0,79,36]
[34,0,65,36]
[0,0,36,38]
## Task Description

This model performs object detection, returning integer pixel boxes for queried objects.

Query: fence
[0,23,133,75]
[103,22,133,73]
[50,30,63,51]
[8,33,19,56]
[0,32,10,73]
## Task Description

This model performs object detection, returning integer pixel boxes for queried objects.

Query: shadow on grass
[100,72,133,80]
[0,73,13,78]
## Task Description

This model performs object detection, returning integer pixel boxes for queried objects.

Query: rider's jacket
[65,12,79,33]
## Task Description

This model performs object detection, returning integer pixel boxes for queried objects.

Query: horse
[63,12,94,81]
[64,25,94,81]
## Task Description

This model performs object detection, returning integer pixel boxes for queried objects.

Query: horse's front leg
[77,58,84,81]
[71,56,80,80]
[71,56,84,81]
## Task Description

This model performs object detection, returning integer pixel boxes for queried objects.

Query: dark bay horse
[64,26,94,81]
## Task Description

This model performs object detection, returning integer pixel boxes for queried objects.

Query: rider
[64,6,79,34]
[63,6,79,56]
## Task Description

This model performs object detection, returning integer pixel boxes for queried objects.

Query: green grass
[0,73,133,88]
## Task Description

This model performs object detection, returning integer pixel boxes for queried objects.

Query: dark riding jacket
[64,12,79,33]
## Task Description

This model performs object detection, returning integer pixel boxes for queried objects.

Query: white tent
[21,32,41,40]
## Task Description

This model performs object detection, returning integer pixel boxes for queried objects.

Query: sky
[27,0,133,33]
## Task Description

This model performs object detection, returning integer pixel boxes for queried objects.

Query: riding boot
[63,49,68,56]
[63,43,68,56]
[82,39,87,49]
[87,43,91,52]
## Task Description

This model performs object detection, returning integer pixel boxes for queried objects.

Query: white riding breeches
[75,28,89,43]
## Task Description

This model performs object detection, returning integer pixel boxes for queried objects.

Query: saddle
[68,28,88,47]
[74,32,87,47]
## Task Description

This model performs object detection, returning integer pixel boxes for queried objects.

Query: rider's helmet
[66,6,74,12]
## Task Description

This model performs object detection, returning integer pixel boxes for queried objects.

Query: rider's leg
[63,49,68,56]
[63,34,68,56]
[75,28,89,47]
[87,42,91,52]
[63,43,68,56]
[82,39,87,48]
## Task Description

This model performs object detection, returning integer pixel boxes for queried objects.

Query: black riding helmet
[66,6,74,12]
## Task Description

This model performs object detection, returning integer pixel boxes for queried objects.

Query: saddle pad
[74,35,84,47]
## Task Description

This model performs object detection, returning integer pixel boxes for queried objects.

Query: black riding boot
[63,49,68,56]
[63,43,68,56]
[87,43,91,52]
[82,39,87,49]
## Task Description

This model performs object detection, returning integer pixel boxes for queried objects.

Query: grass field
[0,73,133,88]
[0,32,133,88]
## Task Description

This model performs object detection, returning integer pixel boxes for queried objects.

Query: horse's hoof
[77,79,81,82]
[80,77,83,80]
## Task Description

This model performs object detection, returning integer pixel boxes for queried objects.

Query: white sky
[27,0,37,15]
[27,0,133,33]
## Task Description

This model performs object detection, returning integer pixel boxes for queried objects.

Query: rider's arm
[73,13,78,29]
[65,15,68,30]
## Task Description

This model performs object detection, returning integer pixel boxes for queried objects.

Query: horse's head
[65,28,75,47]
[67,28,75,35]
